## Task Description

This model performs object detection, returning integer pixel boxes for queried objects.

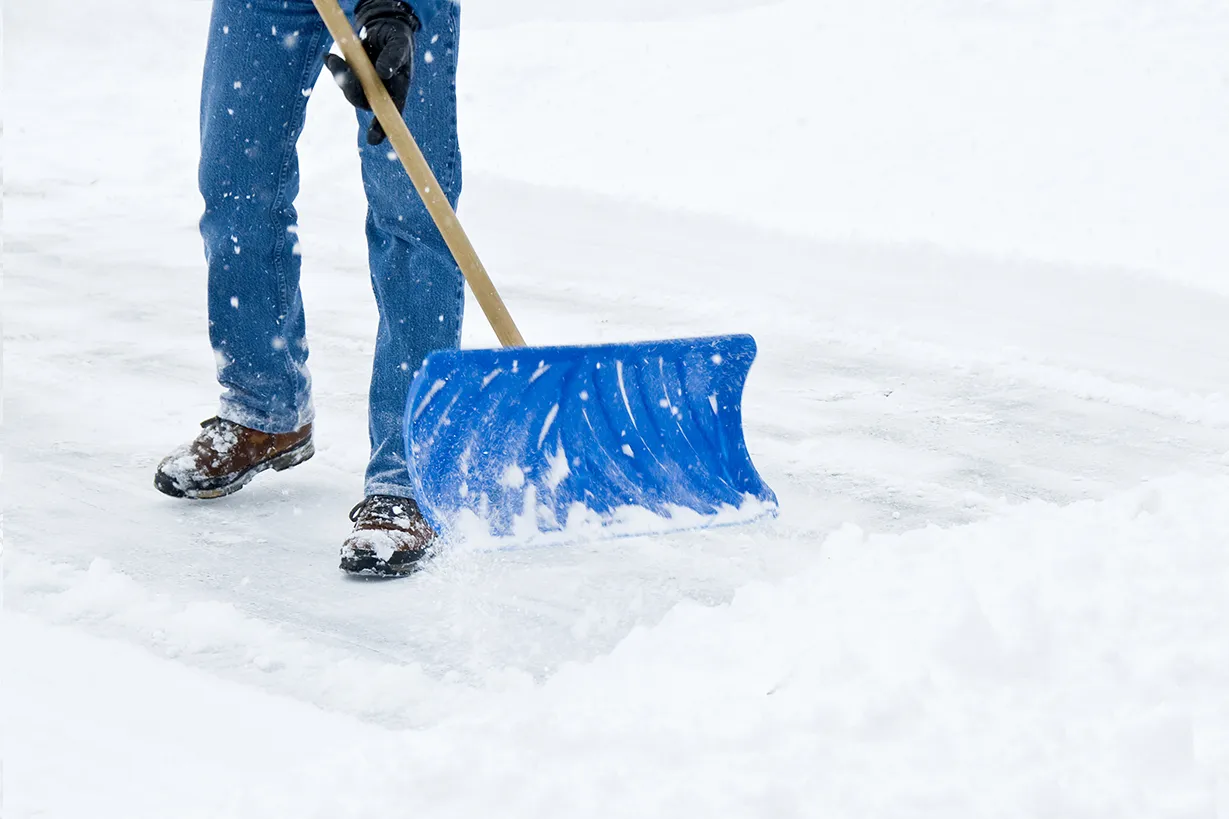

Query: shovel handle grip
[311,0,526,348]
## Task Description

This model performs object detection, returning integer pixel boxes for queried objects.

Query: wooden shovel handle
[311,0,526,348]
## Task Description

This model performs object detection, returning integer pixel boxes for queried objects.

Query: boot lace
[349,495,421,525]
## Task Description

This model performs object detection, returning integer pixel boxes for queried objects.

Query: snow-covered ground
[4,0,1228,816]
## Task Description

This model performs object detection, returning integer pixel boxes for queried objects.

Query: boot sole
[155,439,316,500]
[339,549,430,578]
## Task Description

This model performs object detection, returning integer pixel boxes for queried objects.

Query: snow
[4,0,1229,816]
[8,478,1229,816]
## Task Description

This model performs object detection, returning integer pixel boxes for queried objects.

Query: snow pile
[9,475,1228,817]
[298,473,1227,819]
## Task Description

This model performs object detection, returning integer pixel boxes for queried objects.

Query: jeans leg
[200,0,337,433]
[359,5,465,498]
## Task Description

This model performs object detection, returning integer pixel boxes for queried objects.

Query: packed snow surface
[4,0,1228,816]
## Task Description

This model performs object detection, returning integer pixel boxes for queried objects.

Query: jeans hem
[363,481,418,501]
[218,398,315,435]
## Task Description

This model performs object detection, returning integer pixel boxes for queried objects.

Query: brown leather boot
[154,417,314,499]
[339,495,437,577]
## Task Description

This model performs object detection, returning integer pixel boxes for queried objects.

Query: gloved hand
[324,0,420,145]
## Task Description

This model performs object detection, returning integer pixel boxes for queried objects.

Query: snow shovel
[314,0,777,539]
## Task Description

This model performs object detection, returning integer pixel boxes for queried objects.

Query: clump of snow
[342,528,400,562]
[500,464,526,489]
[544,445,570,490]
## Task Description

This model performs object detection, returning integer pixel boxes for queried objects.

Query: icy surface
[5,0,1229,816]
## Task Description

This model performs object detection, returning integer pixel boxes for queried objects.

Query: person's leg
[199,0,335,433]
[357,4,465,498]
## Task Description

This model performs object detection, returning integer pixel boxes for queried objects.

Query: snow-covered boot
[154,417,314,499]
[339,495,436,577]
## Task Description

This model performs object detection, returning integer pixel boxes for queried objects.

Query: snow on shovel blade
[403,334,778,541]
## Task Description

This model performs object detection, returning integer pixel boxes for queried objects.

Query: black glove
[324,0,420,145]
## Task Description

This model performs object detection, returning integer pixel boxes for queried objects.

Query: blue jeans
[199,0,464,499]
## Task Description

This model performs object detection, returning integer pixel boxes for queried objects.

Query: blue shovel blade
[403,334,778,541]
